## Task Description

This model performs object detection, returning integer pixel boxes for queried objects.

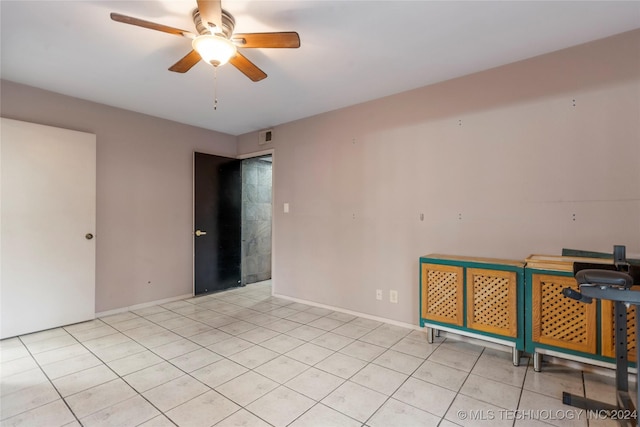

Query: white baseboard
[271,292,514,354]
[97,289,512,356]
[272,292,421,331]
[95,293,193,318]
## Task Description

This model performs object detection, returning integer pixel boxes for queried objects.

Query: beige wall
[0,81,237,312]
[238,30,640,324]
[2,29,638,323]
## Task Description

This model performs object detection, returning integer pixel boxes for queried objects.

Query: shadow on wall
[241,155,272,284]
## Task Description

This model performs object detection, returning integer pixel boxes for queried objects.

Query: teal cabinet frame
[420,253,637,372]
[524,256,636,371]
[419,254,525,366]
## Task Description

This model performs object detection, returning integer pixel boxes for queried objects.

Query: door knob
[195,230,207,237]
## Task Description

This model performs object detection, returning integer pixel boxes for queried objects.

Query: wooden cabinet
[421,263,464,326]
[420,252,638,371]
[466,268,518,338]
[420,254,525,365]
[524,255,625,371]
[530,273,596,354]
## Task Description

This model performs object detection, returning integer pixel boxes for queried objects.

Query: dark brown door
[194,152,241,295]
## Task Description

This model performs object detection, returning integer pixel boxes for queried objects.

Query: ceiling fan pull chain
[213,66,218,110]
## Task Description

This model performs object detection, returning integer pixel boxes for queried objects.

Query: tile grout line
[267,327,401,426]
[5,283,543,427]
[92,289,339,426]
[512,358,528,427]
[133,293,283,426]
[207,310,433,425]
[229,320,393,426]
[3,286,267,425]
[58,317,178,426]
[361,335,447,426]
[86,296,274,424]
[440,345,485,427]
[83,342,183,425]
[100,307,461,426]
[15,333,84,427]
[11,309,383,425]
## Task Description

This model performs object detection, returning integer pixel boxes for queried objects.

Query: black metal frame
[561,246,639,427]
[562,297,638,427]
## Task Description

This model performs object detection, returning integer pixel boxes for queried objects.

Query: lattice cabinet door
[601,300,637,362]
[466,268,518,337]
[531,274,596,354]
[421,263,464,326]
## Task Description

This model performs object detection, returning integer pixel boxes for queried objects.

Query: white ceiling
[1,1,639,136]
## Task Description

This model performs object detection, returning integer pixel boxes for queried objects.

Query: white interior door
[1,118,96,339]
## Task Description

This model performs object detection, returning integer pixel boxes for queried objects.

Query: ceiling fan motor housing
[193,8,235,39]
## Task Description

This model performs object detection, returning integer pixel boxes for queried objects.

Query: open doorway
[241,154,272,285]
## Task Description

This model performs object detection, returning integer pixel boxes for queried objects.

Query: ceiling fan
[111,0,300,82]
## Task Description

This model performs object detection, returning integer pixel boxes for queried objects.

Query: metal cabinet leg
[512,348,521,366]
[435,330,441,338]
[533,352,542,372]
[427,327,434,344]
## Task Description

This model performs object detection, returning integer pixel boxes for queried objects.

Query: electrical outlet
[390,290,398,304]
[376,289,382,301]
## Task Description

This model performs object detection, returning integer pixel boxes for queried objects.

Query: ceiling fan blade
[110,13,195,38]
[232,32,301,48]
[230,52,267,82]
[197,0,223,33]
[169,50,202,73]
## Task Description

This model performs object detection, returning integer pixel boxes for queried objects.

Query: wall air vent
[258,129,273,145]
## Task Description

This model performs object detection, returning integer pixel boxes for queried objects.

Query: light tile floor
[0,281,631,426]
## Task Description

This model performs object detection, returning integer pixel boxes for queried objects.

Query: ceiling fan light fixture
[192,35,237,67]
